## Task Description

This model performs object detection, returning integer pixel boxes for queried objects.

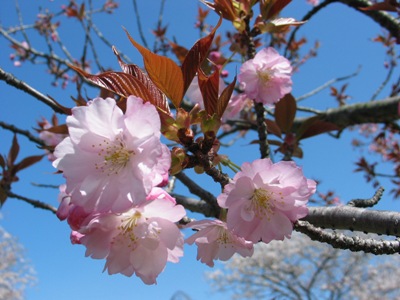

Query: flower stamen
[94,136,135,175]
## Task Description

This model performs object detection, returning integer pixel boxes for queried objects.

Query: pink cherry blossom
[307,0,320,6]
[217,158,316,243]
[238,47,292,105]
[76,197,186,284]
[53,96,170,213]
[221,93,253,123]
[185,219,254,267]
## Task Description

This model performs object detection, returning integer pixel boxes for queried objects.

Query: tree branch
[338,0,400,43]
[303,206,400,236]
[175,172,220,217]
[173,194,216,218]
[6,190,57,214]
[295,220,400,255]
[293,96,400,131]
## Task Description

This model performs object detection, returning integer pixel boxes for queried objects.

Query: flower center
[115,211,143,248]
[257,69,273,83]
[217,227,232,246]
[93,135,134,175]
[250,188,283,219]
[116,211,161,249]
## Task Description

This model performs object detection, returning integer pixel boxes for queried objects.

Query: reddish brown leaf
[14,154,44,173]
[0,186,7,207]
[112,47,170,114]
[265,119,282,138]
[198,69,219,116]
[124,29,184,108]
[43,124,68,135]
[297,117,339,140]
[292,146,303,158]
[359,0,399,12]
[0,155,5,169]
[217,76,236,118]
[261,0,292,20]
[200,0,237,21]
[275,93,296,133]
[7,135,19,168]
[70,65,157,106]
[181,16,222,94]
[47,95,72,115]
[169,42,189,64]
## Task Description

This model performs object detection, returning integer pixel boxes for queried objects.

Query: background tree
[0,219,36,300]
[207,232,400,299]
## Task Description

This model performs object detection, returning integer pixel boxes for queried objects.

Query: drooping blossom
[53,96,170,213]
[217,158,316,243]
[238,47,292,105]
[74,197,186,284]
[185,219,254,267]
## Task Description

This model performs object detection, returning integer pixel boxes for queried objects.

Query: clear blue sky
[0,1,398,299]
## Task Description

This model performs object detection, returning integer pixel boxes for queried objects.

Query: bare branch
[303,206,400,236]
[296,66,361,102]
[295,220,400,255]
[173,194,216,217]
[6,190,57,214]
[292,96,400,131]
[0,121,45,147]
[175,172,220,217]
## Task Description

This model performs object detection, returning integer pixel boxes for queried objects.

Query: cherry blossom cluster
[52,46,316,284]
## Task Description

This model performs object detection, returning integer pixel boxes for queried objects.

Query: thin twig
[132,0,149,49]
[0,121,46,147]
[296,66,361,102]
[6,190,57,214]
[347,186,385,207]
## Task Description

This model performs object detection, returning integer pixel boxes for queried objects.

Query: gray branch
[303,206,400,236]
[293,96,400,131]
[295,220,400,255]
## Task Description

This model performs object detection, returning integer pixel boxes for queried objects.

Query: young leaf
[275,93,296,133]
[169,41,189,64]
[14,154,44,173]
[43,124,68,135]
[0,186,7,207]
[181,16,222,94]
[124,29,184,108]
[198,69,219,117]
[298,119,339,140]
[265,119,282,138]
[0,155,5,169]
[217,76,236,118]
[70,65,155,104]
[7,134,19,168]
[296,116,339,140]
[113,47,170,114]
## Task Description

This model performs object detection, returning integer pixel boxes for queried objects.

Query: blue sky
[0,1,399,299]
